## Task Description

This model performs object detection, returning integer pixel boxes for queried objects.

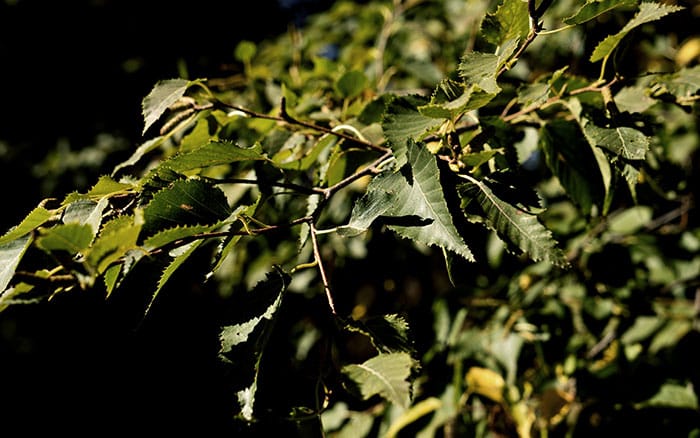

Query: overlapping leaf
[142,78,202,134]
[342,352,417,409]
[564,0,637,25]
[458,176,568,267]
[590,2,684,62]
[340,140,474,262]
[219,268,290,420]
[142,178,232,238]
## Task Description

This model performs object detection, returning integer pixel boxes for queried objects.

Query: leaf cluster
[1,0,699,436]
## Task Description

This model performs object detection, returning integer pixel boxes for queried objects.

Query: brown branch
[278,97,391,153]
[309,220,337,315]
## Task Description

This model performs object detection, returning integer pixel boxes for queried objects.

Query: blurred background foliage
[1,0,699,435]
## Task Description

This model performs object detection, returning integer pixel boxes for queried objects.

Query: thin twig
[309,220,337,315]
[279,97,390,153]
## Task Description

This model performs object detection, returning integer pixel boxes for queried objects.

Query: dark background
[0,0,334,230]
[0,0,335,433]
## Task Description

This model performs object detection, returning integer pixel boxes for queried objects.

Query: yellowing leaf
[465,366,505,403]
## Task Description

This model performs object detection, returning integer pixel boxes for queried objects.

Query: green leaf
[649,319,692,354]
[0,205,53,246]
[563,0,637,25]
[142,222,225,252]
[636,382,699,410]
[651,64,700,104]
[615,86,657,113]
[418,80,496,119]
[583,124,649,160]
[480,0,529,47]
[142,78,199,135]
[382,95,444,147]
[273,132,337,171]
[164,140,266,172]
[36,223,94,255]
[621,315,665,345]
[219,268,290,421]
[342,352,417,408]
[62,197,110,236]
[540,119,604,214]
[0,234,32,294]
[458,177,569,267]
[0,282,36,313]
[112,136,166,177]
[340,140,474,262]
[142,178,232,237]
[342,314,414,354]
[458,39,518,94]
[590,2,684,62]
[607,206,652,235]
[336,70,368,99]
[86,215,142,274]
[145,239,204,315]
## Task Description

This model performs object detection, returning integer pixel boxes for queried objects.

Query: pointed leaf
[36,223,94,255]
[382,95,443,147]
[86,215,142,274]
[142,178,232,237]
[590,3,684,62]
[636,382,699,410]
[342,314,414,354]
[142,78,199,135]
[218,268,290,420]
[83,175,134,199]
[540,119,604,214]
[145,239,204,315]
[112,136,166,177]
[142,222,225,252]
[583,124,649,160]
[164,141,266,172]
[0,205,53,246]
[342,352,416,408]
[458,177,568,267]
[563,0,637,25]
[62,197,110,236]
[0,234,32,294]
[458,39,518,94]
[341,141,474,261]
[480,0,529,47]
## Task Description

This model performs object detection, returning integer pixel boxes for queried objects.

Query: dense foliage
[2,0,699,436]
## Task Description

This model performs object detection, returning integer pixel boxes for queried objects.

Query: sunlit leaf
[219,268,290,420]
[36,223,94,255]
[87,215,142,274]
[465,366,505,403]
[583,124,649,160]
[342,352,417,408]
[0,205,53,246]
[0,234,32,294]
[459,177,569,267]
[480,0,529,47]
[142,78,200,135]
[636,382,699,410]
[142,178,232,237]
[340,140,474,261]
[164,140,266,172]
[564,0,637,25]
[590,2,684,62]
[383,95,443,147]
[458,39,518,94]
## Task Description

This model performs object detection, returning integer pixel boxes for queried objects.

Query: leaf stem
[309,220,337,315]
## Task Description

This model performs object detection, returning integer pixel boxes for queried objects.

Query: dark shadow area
[0,0,335,433]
